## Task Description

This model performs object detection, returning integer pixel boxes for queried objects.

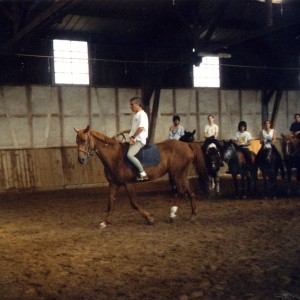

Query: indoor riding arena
[0,1,300,299]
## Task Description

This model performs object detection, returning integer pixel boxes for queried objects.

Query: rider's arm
[130,127,144,141]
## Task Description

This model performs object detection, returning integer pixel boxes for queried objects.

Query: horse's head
[206,146,221,171]
[222,140,237,163]
[179,130,196,142]
[281,134,297,157]
[262,145,273,163]
[74,125,95,164]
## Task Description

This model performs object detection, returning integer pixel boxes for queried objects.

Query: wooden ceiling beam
[203,16,300,53]
[0,0,84,54]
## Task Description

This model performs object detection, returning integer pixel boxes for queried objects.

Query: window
[53,39,89,85]
[193,56,220,88]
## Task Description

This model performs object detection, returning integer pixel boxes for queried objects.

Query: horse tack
[75,126,207,227]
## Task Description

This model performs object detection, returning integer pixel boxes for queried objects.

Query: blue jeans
[127,141,145,173]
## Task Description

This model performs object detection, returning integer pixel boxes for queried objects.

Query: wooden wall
[0,85,299,192]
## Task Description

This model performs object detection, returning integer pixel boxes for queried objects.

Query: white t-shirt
[204,124,219,138]
[235,131,252,148]
[129,110,149,145]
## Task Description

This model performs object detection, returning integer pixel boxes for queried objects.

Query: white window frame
[193,56,220,88]
[53,39,89,85]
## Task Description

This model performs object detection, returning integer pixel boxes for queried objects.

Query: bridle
[78,134,95,158]
[223,143,237,163]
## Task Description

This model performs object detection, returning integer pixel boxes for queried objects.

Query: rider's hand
[129,138,136,145]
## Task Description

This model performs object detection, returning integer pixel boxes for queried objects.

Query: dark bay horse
[179,130,196,142]
[281,134,300,196]
[256,143,286,199]
[222,140,258,199]
[74,126,207,227]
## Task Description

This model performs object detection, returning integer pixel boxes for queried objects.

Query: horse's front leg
[231,174,239,198]
[100,182,119,228]
[215,172,220,195]
[125,183,154,225]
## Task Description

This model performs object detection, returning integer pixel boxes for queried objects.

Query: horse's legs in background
[208,175,214,197]
[261,170,268,198]
[215,172,220,195]
[297,167,300,195]
[168,174,177,195]
[100,182,119,228]
[286,161,292,196]
[231,173,239,198]
[125,183,154,225]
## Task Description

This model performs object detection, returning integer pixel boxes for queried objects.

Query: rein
[78,134,95,158]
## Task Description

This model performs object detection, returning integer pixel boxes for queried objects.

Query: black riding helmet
[173,115,180,122]
[238,120,247,130]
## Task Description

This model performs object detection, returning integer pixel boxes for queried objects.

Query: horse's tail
[187,142,209,193]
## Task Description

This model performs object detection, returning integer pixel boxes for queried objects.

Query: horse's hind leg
[182,176,198,222]
[125,183,154,225]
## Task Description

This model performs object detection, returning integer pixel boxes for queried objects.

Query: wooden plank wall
[0,85,299,192]
[0,147,106,191]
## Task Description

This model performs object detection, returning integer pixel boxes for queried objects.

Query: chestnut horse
[74,126,207,228]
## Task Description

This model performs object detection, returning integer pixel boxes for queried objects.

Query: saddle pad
[125,144,160,169]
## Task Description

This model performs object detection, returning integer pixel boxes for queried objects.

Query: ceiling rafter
[0,0,84,54]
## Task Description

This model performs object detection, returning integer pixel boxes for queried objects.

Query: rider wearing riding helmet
[233,120,253,168]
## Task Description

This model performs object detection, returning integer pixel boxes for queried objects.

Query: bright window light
[53,39,89,85]
[193,56,220,88]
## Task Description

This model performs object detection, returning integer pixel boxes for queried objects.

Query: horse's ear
[74,128,79,133]
[84,125,90,133]
[192,130,196,135]
[184,130,187,134]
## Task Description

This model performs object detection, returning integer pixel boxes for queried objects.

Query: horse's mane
[89,130,120,145]
[281,133,294,141]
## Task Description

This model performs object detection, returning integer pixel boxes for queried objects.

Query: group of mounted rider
[176,112,300,198]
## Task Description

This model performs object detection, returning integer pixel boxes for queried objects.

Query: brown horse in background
[281,134,300,196]
[74,126,208,227]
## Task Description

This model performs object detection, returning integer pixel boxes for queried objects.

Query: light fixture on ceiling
[197,52,231,58]
[255,0,282,4]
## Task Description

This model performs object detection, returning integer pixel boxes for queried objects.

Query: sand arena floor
[0,177,299,300]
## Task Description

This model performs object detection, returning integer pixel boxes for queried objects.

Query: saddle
[124,143,160,169]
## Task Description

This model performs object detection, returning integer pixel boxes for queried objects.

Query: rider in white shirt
[233,120,253,168]
[202,115,222,154]
[118,96,149,181]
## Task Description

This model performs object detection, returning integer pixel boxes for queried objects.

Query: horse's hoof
[190,216,196,223]
[99,222,107,229]
[147,219,155,226]
[170,216,176,223]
